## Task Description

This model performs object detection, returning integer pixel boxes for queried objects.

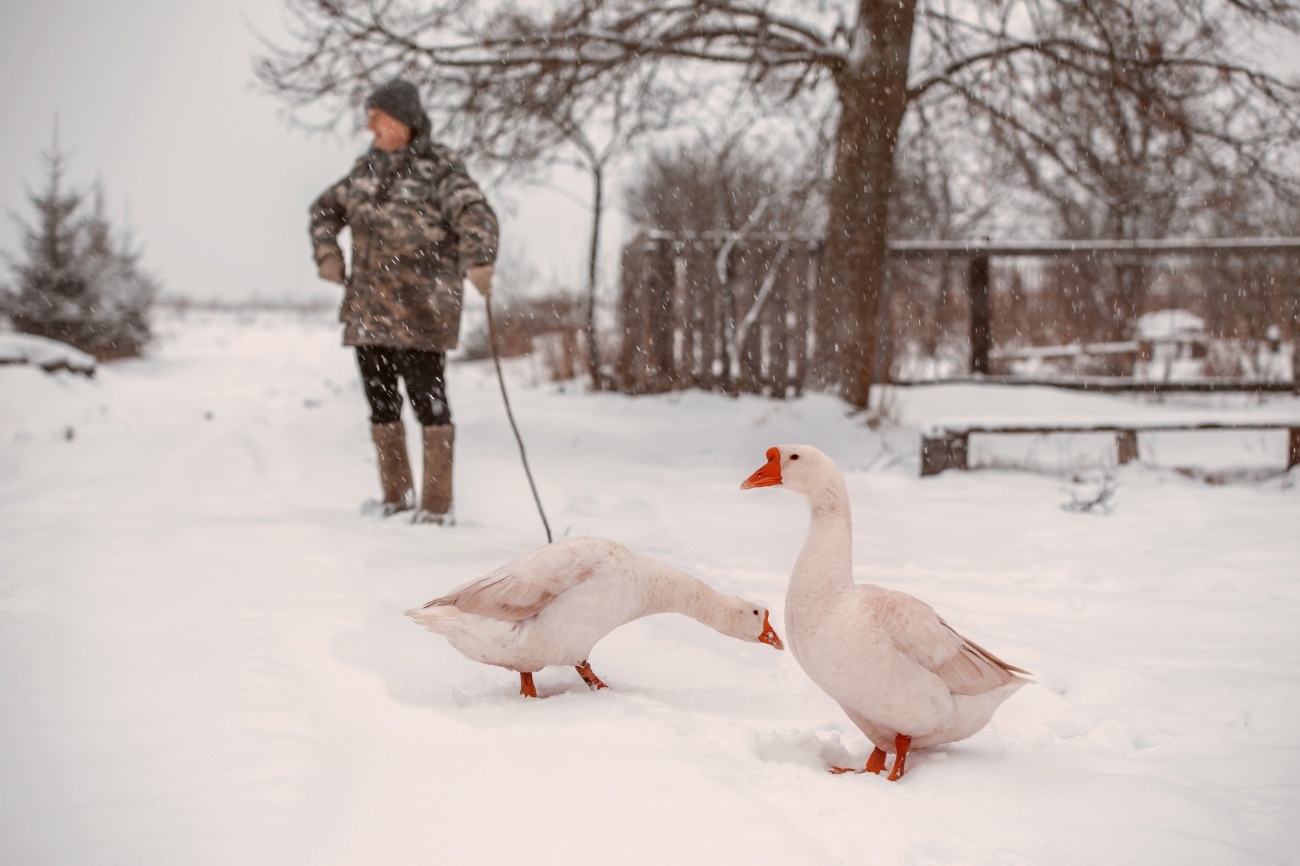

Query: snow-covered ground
[2,308,1298,865]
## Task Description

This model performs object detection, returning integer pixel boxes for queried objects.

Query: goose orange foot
[887,735,911,781]
[830,737,911,780]
[575,661,608,690]
[519,672,538,698]
[830,747,887,775]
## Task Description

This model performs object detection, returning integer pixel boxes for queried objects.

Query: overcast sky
[0,0,601,305]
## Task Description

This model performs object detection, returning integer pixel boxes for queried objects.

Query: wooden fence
[615,233,1300,395]
[616,232,827,396]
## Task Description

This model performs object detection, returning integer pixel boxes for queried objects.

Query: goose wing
[420,538,625,622]
[865,586,1032,695]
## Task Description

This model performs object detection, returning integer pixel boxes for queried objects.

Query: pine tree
[78,186,159,359]
[6,143,87,342]
[3,135,159,359]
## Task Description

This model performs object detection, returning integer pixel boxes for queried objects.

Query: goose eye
[752,609,759,615]
[790,454,800,460]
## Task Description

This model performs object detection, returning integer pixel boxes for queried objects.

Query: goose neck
[790,486,854,592]
[642,563,720,621]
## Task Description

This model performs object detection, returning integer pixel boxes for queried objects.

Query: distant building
[1135,309,1209,381]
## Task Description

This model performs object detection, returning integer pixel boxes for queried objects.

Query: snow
[2,308,1298,865]
[1137,309,1206,341]
[0,332,97,375]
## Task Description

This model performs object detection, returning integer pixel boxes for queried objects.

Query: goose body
[743,445,1031,779]
[407,537,782,696]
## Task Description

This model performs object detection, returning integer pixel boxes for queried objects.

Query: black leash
[485,297,553,544]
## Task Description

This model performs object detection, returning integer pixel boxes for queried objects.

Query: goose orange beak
[759,612,784,650]
[741,447,782,489]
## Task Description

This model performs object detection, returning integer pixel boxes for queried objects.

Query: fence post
[1292,260,1300,392]
[1116,429,1139,464]
[969,252,991,375]
[616,238,647,392]
[788,242,816,396]
[648,239,676,391]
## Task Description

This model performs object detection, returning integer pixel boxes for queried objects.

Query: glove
[465,264,494,297]
[317,257,346,285]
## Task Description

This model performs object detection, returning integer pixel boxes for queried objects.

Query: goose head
[723,598,784,650]
[740,445,838,496]
[741,445,850,519]
[712,600,780,647]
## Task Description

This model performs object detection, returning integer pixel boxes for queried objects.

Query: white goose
[407,537,783,696]
[742,445,1031,780]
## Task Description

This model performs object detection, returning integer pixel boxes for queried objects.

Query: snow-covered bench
[920,420,1300,476]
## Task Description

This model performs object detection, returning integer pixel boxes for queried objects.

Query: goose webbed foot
[575,661,608,690]
[830,746,888,775]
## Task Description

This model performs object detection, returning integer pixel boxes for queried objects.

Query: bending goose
[407,537,783,697]
[742,445,1031,780]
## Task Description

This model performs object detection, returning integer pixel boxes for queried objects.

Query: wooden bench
[920,421,1300,476]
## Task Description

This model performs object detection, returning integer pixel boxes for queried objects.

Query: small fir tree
[78,186,159,358]
[3,137,159,359]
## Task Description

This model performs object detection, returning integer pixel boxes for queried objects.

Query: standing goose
[742,445,1031,780]
[407,537,783,696]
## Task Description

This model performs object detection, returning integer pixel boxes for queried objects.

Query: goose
[742,445,1031,780]
[406,537,783,697]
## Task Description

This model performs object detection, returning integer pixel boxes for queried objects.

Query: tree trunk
[821,0,916,408]
[585,164,604,390]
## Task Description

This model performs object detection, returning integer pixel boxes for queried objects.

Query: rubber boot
[414,424,455,525]
[368,421,414,516]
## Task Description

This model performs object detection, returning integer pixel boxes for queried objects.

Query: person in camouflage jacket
[310,78,498,525]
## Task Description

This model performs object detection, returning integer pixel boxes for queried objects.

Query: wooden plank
[920,432,969,476]
[786,243,812,396]
[766,242,795,397]
[888,237,1300,259]
[919,422,1300,476]
[647,240,675,391]
[616,240,648,392]
[1115,429,1139,464]
[672,244,695,386]
[933,421,1300,436]
[734,242,764,395]
[684,243,715,388]
[639,231,1300,258]
[969,253,991,375]
[716,243,737,394]
[891,377,1297,393]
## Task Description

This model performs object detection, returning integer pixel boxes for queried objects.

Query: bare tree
[551,70,675,390]
[624,126,822,236]
[258,0,1300,407]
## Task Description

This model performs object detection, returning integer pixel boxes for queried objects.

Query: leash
[485,296,553,544]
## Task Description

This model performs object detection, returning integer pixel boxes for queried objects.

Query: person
[310,78,498,524]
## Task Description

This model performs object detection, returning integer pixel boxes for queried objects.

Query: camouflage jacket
[310,139,498,351]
